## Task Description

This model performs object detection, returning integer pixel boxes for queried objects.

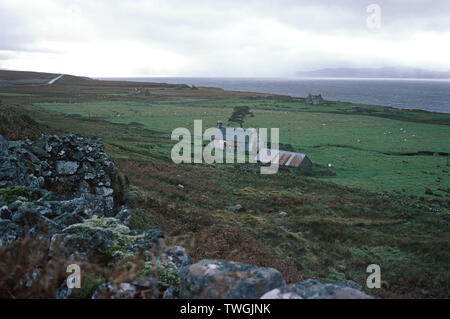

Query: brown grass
[0,238,73,298]
[0,238,168,299]
[0,104,42,140]
[120,159,304,283]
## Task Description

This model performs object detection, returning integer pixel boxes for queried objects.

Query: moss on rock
[61,217,157,259]
[0,186,28,203]
[141,261,180,290]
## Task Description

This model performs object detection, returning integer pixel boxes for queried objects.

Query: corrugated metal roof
[256,149,311,168]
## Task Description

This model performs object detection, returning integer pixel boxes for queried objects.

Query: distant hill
[0,70,71,87]
[295,67,450,79]
[0,70,60,81]
[0,69,192,89]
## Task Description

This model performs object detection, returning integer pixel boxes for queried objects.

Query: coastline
[98,76,450,115]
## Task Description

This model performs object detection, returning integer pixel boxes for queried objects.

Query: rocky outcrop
[179,259,286,299]
[53,217,164,260]
[0,134,130,244]
[0,133,189,299]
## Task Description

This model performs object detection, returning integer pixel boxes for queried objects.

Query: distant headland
[295,67,450,79]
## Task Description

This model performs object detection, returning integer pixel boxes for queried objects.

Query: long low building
[256,149,313,171]
[212,121,312,171]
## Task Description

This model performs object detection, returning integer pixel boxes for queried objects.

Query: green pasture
[35,99,450,197]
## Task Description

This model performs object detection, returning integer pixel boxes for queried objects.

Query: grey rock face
[91,282,137,299]
[0,205,12,219]
[260,279,374,299]
[12,203,59,232]
[0,135,9,156]
[91,278,161,299]
[0,134,134,243]
[227,204,242,212]
[55,161,79,175]
[55,282,72,299]
[277,211,288,217]
[0,219,24,245]
[0,134,127,199]
[179,259,286,299]
[56,217,164,259]
[96,187,114,197]
[165,245,192,269]
[115,206,131,225]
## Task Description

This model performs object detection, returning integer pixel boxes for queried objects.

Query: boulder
[260,279,374,299]
[91,282,137,299]
[227,204,242,212]
[179,259,286,299]
[58,218,164,259]
[277,211,288,217]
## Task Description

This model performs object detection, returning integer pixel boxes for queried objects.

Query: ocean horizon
[100,77,450,114]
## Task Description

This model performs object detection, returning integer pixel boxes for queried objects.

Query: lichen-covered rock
[55,161,79,175]
[91,282,137,299]
[57,217,164,259]
[90,260,180,299]
[0,219,24,245]
[11,202,60,234]
[141,260,181,290]
[260,279,374,299]
[165,245,192,269]
[179,259,286,299]
[115,206,131,225]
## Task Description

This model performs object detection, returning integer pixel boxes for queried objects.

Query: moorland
[0,70,449,298]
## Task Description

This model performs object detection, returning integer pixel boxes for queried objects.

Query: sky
[0,0,449,77]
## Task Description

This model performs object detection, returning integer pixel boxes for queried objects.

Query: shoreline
[97,76,450,115]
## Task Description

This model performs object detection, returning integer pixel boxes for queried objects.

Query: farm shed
[256,149,313,171]
[212,121,312,172]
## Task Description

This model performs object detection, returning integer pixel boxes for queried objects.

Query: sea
[100,77,450,114]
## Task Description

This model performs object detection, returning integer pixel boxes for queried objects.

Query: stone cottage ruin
[306,93,324,105]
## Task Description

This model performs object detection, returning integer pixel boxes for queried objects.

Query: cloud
[0,0,449,76]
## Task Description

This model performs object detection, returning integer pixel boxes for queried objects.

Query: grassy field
[34,98,450,198]
[0,73,449,298]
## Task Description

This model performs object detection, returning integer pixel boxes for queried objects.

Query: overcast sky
[0,0,449,77]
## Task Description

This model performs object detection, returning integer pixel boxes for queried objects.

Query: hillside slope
[0,70,448,298]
